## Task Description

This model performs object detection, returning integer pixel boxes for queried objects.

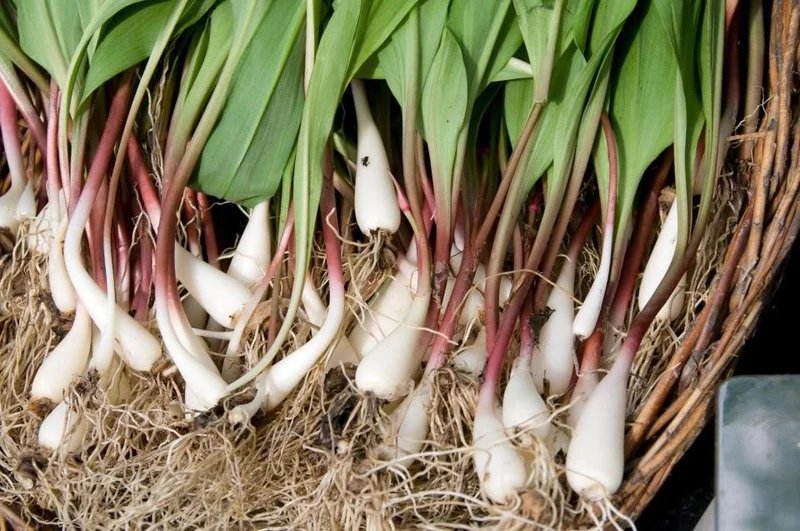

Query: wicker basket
[614,0,800,522]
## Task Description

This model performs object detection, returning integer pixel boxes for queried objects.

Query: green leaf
[587,0,637,57]
[82,0,173,101]
[193,0,306,205]
[596,0,676,231]
[379,0,449,110]
[81,0,218,102]
[16,0,73,85]
[421,28,468,224]
[491,57,533,82]
[571,0,597,53]
[447,0,520,100]
[347,0,420,79]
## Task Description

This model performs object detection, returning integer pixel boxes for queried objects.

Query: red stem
[567,202,600,263]
[426,106,544,369]
[88,178,109,289]
[76,76,132,290]
[126,137,162,221]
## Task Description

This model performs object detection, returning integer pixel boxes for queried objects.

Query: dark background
[636,243,800,529]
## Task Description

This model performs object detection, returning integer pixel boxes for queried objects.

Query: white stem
[381,375,433,466]
[348,261,416,357]
[0,183,25,232]
[226,200,271,287]
[192,328,234,340]
[230,280,346,423]
[532,257,577,396]
[48,214,77,313]
[355,285,431,400]
[639,201,685,322]
[472,395,527,503]
[38,400,89,453]
[566,355,629,500]
[175,245,251,328]
[573,227,613,340]
[30,306,92,402]
[351,79,400,235]
[16,179,36,219]
[301,280,359,369]
[502,355,552,442]
[154,293,227,411]
[63,213,161,371]
[452,328,488,377]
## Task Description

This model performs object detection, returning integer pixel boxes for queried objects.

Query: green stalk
[484,0,564,345]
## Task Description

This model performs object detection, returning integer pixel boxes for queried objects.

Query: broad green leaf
[513,0,583,76]
[587,0,638,57]
[48,1,84,63]
[483,10,524,89]
[0,5,48,92]
[421,28,468,223]
[82,0,218,102]
[571,0,597,52]
[596,0,676,231]
[504,44,584,172]
[0,3,13,36]
[16,1,72,85]
[347,0,420,79]
[491,57,533,82]
[379,0,449,110]
[193,0,306,205]
[447,0,519,101]
[551,1,634,205]
[503,78,533,145]
[82,0,174,101]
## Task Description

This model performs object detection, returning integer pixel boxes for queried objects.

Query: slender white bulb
[38,400,89,452]
[31,307,92,403]
[64,220,160,371]
[639,201,686,322]
[301,280,359,369]
[227,200,271,287]
[566,357,628,500]
[573,247,613,340]
[381,376,433,467]
[348,259,416,357]
[230,280,347,423]
[452,329,487,377]
[531,258,577,396]
[0,183,25,232]
[502,356,552,442]
[351,79,400,235]
[355,289,430,400]
[472,399,527,503]
[49,216,76,313]
[174,245,251,328]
